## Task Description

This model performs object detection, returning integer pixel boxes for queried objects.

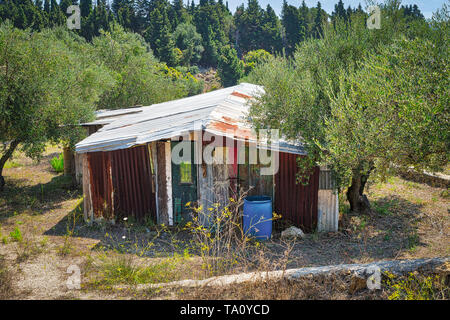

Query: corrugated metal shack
[75,83,338,233]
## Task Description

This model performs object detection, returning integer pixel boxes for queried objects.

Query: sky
[217,0,447,19]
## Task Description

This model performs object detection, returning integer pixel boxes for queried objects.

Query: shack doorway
[171,141,198,223]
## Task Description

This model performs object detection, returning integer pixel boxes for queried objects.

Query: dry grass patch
[0,255,14,299]
[151,271,449,300]
[83,250,202,291]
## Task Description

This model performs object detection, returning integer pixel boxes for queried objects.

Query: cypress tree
[35,0,43,10]
[145,6,176,65]
[44,0,50,13]
[60,0,72,14]
[80,0,92,18]
[49,0,65,26]
[298,0,308,40]
[236,0,264,53]
[217,45,244,87]
[312,1,324,39]
[282,0,303,55]
[262,4,282,53]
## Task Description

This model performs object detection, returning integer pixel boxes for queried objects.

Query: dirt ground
[0,146,448,299]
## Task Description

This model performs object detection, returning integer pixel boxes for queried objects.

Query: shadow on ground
[285,195,425,268]
[43,192,428,270]
[0,174,80,223]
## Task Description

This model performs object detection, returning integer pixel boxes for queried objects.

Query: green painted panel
[171,141,197,223]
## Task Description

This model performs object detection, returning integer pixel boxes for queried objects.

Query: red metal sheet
[88,145,157,222]
[88,151,113,219]
[274,153,319,232]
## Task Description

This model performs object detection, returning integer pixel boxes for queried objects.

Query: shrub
[185,191,285,277]
[50,153,64,173]
[9,227,22,242]
[385,272,449,300]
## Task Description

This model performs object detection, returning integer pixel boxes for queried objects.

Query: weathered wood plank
[156,141,169,225]
[113,257,450,290]
[81,153,93,222]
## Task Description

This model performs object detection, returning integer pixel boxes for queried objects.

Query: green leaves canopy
[248,3,449,197]
[0,23,112,158]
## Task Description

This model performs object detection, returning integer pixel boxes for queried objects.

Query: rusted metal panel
[110,145,156,222]
[274,153,320,233]
[88,151,113,220]
[86,145,156,222]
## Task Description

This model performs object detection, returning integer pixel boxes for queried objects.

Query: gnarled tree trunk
[0,140,20,191]
[346,164,374,214]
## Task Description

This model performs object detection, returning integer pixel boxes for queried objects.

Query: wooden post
[82,153,93,222]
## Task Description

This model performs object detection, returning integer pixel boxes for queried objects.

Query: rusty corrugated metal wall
[87,145,156,222]
[274,153,320,232]
[88,151,113,219]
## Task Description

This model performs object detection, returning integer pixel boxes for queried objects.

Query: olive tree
[247,2,448,213]
[0,23,113,190]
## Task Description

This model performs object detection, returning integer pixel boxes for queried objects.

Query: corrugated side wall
[88,151,113,219]
[87,145,156,222]
[274,153,320,233]
[317,190,339,232]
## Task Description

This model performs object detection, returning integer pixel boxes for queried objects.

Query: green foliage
[173,22,204,66]
[248,2,448,210]
[194,0,231,66]
[4,160,20,169]
[9,226,22,242]
[50,153,64,173]
[217,45,244,87]
[0,0,429,70]
[234,0,265,53]
[243,49,272,75]
[0,23,111,171]
[385,272,449,300]
[93,254,185,286]
[93,23,197,110]
[327,36,449,183]
[282,1,306,55]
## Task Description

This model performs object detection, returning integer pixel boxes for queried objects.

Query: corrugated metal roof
[75,83,306,155]
[81,107,145,126]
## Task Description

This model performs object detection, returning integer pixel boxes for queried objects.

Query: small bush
[385,272,449,300]
[9,227,22,242]
[58,234,74,256]
[50,153,64,173]
[185,191,286,277]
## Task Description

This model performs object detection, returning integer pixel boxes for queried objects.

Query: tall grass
[185,190,290,277]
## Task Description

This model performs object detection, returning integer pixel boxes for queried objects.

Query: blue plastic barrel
[243,195,272,240]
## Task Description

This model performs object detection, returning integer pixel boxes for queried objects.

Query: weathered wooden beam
[114,257,449,291]
[81,153,93,222]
